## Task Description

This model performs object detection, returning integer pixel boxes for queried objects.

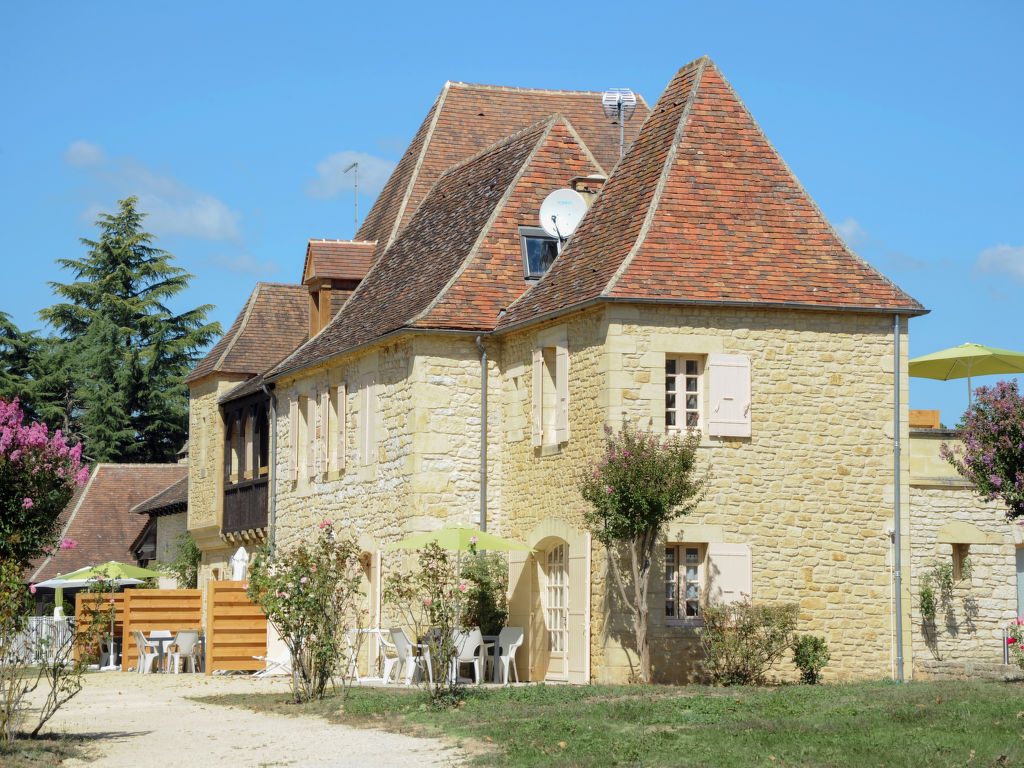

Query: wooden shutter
[707,354,751,437]
[555,341,570,444]
[566,531,590,683]
[305,393,316,478]
[531,348,543,447]
[507,550,533,680]
[333,382,347,472]
[705,543,752,605]
[243,409,253,478]
[287,398,298,482]
[318,388,330,475]
[360,376,376,465]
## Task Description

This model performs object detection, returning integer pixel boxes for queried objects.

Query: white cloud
[973,244,1024,285]
[64,141,243,243]
[63,140,105,167]
[304,150,396,200]
[210,253,279,276]
[834,217,874,249]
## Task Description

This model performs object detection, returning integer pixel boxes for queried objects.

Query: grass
[0,735,89,767]
[196,678,1024,767]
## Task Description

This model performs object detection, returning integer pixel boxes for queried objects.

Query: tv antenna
[344,161,359,235]
[540,189,587,253]
[602,88,637,158]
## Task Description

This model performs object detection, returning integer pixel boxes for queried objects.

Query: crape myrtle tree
[578,421,708,683]
[941,379,1024,520]
[39,196,220,462]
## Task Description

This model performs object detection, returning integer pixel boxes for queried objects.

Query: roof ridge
[307,239,378,245]
[603,57,709,296]
[213,284,261,371]
[385,82,451,251]
[446,81,651,107]
[560,116,606,177]
[410,118,562,326]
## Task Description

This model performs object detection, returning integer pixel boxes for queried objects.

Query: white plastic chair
[133,630,160,674]
[389,628,432,685]
[167,630,201,673]
[487,627,524,684]
[449,628,484,684]
[251,650,291,678]
[376,630,400,683]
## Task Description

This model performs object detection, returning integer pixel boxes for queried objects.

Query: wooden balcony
[222,476,268,536]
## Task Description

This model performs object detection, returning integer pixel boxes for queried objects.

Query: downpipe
[476,336,487,532]
[893,314,904,682]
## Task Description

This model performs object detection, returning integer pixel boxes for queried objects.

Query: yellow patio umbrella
[908,342,1024,405]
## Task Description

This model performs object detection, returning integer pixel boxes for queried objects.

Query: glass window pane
[685,377,698,392]
[685,359,698,375]
[686,413,699,427]
[666,412,676,427]
[685,548,698,564]
[685,601,699,617]
[686,583,699,600]
[686,565,698,581]
[686,394,698,410]
[666,359,677,375]
[666,393,676,409]
[525,237,557,276]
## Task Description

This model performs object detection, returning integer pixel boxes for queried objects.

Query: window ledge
[539,443,564,457]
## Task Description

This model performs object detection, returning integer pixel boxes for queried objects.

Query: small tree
[164,533,202,589]
[941,380,1024,520]
[578,421,707,683]
[247,522,365,702]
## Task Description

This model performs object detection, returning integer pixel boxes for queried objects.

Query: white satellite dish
[539,189,587,241]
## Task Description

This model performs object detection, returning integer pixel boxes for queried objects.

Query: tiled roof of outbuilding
[497,57,925,330]
[26,464,188,583]
[131,475,188,517]
[355,82,650,256]
[186,282,309,384]
[272,116,602,376]
[302,240,376,284]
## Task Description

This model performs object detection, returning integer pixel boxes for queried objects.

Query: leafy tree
[164,533,201,589]
[39,196,220,462]
[0,314,39,419]
[941,380,1024,520]
[578,421,707,683]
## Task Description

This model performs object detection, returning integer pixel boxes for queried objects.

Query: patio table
[147,630,173,672]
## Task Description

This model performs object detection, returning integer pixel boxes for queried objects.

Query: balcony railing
[222,476,269,536]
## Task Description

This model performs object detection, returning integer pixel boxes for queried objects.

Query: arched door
[543,541,568,681]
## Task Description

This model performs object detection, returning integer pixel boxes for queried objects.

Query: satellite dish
[539,189,587,241]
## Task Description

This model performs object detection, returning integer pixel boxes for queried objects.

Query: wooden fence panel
[206,580,267,673]
[74,592,126,662]
[121,589,202,671]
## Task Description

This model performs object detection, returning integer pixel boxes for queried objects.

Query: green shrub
[459,551,507,636]
[792,634,830,684]
[700,599,798,686]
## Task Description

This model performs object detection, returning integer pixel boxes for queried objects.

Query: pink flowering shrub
[941,380,1024,520]
[247,521,365,702]
[0,398,89,567]
[1008,616,1024,670]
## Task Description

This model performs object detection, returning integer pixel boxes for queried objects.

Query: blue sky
[1,1,1020,427]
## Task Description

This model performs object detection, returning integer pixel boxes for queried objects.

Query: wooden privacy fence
[205,580,267,673]
[121,589,202,671]
[74,592,126,662]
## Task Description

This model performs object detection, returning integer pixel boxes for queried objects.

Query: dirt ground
[34,671,465,767]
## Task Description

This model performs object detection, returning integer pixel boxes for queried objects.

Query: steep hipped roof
[272,117,602,377]
[186,282,308,384]
[302,240,377,284]
[355,82,650,256]
[27,464,187,583]
[498,57,925,330]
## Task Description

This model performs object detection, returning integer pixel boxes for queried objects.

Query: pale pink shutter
[319,388,330,475]
[305,393,316,478]
[707,354,751,437]
[287,398,298,482]
[555,341,570,444]
[531,348,543,447]
[705,543,752,605]
[336,382,347,471]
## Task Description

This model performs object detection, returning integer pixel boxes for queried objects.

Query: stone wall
[154,512,188,589]
[908,430,1021,679]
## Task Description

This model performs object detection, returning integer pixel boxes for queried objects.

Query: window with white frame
[665,542,751,624]
[519,226,558,279]
[531,329,569,448]
[665,544,704,619]
[665,353,751,438]
[666,357,702,433]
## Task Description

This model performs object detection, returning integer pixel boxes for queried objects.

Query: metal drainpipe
[476,336,487,532]
[893,313,904,682]
[261,381,278,553]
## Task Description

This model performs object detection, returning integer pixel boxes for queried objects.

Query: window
[531,330,569,447]
[665,353,751,438]
[519,226,558,279]
[544,542,568,679]
[666,544,703,618]
[666,357,702,433]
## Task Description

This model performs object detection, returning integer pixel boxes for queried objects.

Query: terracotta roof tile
[27,464,187,583]
[272,117,600,375]
[355,82,650,258]
[302,240,376,284]
[186,282,309,383]
[130,475,188,516]
[498,57,925,329]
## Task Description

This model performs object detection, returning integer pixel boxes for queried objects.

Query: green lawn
[198,679,1024,767]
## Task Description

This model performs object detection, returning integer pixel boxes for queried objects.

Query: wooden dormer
[302,239,376,336]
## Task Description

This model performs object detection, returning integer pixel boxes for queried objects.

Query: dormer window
[519,227,558,279]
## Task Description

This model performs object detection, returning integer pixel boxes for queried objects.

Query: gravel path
[37,671,466,768]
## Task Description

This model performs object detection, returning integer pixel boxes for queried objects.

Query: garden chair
[251,650,291,678]
[487,626,524,684]
[448,628,484,684]
[389,627,432,685]
[375,630,400,684]
[132,630,160,674]
[166,630,201,673]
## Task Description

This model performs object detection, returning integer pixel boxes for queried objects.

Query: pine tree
[39,197,220,462]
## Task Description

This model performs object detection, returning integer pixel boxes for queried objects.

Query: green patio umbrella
[908,342,1024,404]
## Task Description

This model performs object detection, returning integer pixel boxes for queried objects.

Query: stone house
[185,56,1020,683]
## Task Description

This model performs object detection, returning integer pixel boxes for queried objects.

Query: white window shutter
[531,348,543,447]
[287,398,298,482]
[305,393,316,478]
[336,382,347,471]
[360,376,377,465]
[318,388,329,475]
[555,341,570,444]
[707,354,751,437]
[705,543,752,606]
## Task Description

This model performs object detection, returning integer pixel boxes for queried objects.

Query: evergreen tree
[0,313,37,415]
[39,197,220,462]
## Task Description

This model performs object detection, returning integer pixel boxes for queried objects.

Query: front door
[544,542,568,681]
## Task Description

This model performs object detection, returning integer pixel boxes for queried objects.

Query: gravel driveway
[37,671,465,767]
